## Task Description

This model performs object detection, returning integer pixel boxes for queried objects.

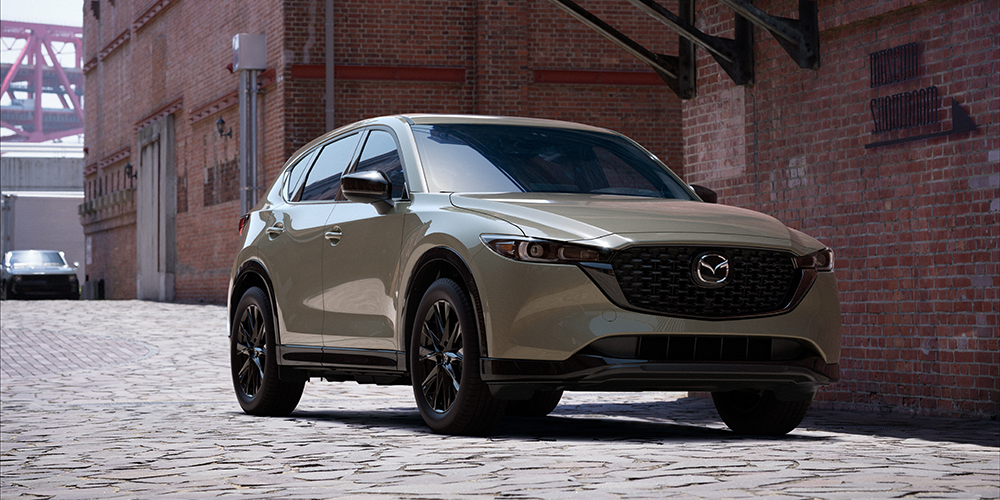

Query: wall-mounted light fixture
[124,161,137,179]
[216,117,233,139]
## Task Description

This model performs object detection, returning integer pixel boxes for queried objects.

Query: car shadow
[281,397,826,443]
[280,395,998,446]
[566,397,999,448]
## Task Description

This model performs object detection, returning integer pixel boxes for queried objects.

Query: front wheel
[410,278,506,435]
[505,390,563,417]
[712,390,811,436]
[231,286,304,416]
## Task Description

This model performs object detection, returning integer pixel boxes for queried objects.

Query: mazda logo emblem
[692,252,730,288]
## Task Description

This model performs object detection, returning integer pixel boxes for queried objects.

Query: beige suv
[228,114,842,436]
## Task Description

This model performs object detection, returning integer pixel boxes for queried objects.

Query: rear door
[260,132,361,347]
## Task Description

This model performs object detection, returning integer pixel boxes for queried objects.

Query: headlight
[13,275,22,283]
[69,275,78,283]
[794,248,834,272]
[481,235,608,264]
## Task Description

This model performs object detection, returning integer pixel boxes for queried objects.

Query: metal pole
[248,69,259,210]
[238,71,249,214]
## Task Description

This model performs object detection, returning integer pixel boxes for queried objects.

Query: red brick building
[81,0,997,418]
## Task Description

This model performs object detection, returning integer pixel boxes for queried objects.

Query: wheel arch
[230,259,280,342]
[402,247,487,372]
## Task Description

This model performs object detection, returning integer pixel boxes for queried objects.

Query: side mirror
[690,184,718,204]
[342,171,394,213]
[73,262,80,268]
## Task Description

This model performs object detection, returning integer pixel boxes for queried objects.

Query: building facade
[80,0,683,302]
[82,0,996,418]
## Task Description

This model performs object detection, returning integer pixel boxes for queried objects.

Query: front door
[323,129,407,350]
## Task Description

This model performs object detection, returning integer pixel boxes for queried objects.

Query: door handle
[266,222,284,238]
[325,226,343,246]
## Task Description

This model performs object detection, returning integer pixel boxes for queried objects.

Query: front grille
[20,275,72,286]
[609,246,799,318]
[585,335,807,362]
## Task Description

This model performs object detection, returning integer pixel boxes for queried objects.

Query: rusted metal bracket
[547,0,696,98]
[547,0,819,99]
[628,0,753,86]
[719,0,820,69]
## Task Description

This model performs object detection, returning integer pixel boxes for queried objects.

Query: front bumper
[471,247,843,363]
[482,355,839,402]
[7,275,78,298]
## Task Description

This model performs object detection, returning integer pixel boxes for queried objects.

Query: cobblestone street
[1,300,997,499]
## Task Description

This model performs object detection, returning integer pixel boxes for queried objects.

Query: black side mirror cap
[690,184,718,204]
[342,171,394,212]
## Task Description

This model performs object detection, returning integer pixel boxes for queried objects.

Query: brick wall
[85,0,684,304]
[84,0,286,303]
[683,0,998,418]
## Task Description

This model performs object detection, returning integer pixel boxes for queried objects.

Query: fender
[402,247,488,368]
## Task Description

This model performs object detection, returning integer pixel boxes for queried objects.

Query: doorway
[136,115,176,301]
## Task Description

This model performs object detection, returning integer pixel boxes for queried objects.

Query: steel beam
[719,0,820,69]
[628,0,752,86]
[547,0,694,98]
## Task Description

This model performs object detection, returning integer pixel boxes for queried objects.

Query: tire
[711,390,811,436]
[505,390,563,417]
[410,278,506,436]
[231,286,305,416]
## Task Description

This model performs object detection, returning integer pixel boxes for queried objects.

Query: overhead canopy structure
[547,0,820,99]
[0,21,84,142]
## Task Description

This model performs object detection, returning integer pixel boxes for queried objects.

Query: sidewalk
[1,300,998,499]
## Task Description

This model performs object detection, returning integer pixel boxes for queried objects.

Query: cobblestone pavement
[1,300,997,499]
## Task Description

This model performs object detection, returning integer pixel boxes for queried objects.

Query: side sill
[278,345,404,370]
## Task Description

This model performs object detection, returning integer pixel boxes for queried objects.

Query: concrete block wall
[682,0,998,418]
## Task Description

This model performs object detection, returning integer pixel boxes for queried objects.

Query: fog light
[588,336,639,358]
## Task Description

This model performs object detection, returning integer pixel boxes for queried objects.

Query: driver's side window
[349,130,406,199]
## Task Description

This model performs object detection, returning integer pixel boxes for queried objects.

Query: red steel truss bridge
[1,21,83,142]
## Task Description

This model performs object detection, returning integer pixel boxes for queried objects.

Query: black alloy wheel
[231,286,304,416]
[410,278,505,435]
[711,389,811,436]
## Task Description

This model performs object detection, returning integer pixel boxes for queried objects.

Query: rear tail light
[238,213,250,235]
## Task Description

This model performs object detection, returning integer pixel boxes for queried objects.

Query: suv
[228,114,841,436]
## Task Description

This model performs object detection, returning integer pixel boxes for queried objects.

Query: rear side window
[284,147,320,200]
[352,130,406,199]
[300,132,361,201]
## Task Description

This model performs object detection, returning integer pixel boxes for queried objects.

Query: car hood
[450,193,814,251]
[5,265,76,275]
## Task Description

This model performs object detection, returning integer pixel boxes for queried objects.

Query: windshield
[7,251,67,267]
[412,124,694,200]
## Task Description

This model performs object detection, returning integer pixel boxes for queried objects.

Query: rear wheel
[505,390,563,417]
[410,278,506,435]
[712,390,811,436]
[231,286,304,416]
